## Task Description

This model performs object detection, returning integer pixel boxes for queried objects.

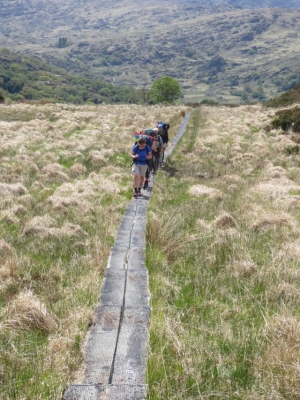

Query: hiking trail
[63,112,191,400]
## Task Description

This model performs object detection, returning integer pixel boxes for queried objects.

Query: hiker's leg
[159,151,163,165]
[132,164,139,188]
[138,174,144,188]
[154,151,159,172]
[139,165,148,188]
[133,174,139,187]
[145,167,149,179]
[161,145,166,164]
[143,166,149,189]
[149,161,153,174]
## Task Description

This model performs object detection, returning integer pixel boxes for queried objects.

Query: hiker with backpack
[131,136,152,198]
[151,128,163,173]
[157,121,170,166]
[134,129,153,189]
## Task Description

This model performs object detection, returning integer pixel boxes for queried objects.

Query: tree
[140,86,152,104]
[150,76,182,103]
[58,37,68,48]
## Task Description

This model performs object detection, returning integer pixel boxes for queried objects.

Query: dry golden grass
[258,315,300,398]
[214,212,237,229]
[1,291,58,334]
[189,184,224,200]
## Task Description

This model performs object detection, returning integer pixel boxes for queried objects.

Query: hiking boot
[137,190,142,196]
[143,181,148,189]
[133,191,138,198]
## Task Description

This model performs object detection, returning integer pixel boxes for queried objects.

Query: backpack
[144,128,154,136]
[151,134,163,152]
[134,131,152,147]
[157,122,169,144]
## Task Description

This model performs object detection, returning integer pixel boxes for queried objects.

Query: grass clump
[147,104,300,399]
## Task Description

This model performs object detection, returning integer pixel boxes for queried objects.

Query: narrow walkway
[63,113,191,400]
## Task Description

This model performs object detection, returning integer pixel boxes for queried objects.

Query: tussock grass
[147,104,300,399]
[0,102,190,399]
[1,291,58,333]
[147,212,190,262]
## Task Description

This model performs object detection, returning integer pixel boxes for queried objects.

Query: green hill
[266,83,300,107]
[1,1,300,103]
[0,48,139,104]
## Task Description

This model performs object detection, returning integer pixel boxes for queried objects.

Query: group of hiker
[131,121,170,198]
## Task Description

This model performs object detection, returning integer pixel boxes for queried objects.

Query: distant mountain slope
[0,49,139,104]
[1,0,300,103]
[225,0,300,7]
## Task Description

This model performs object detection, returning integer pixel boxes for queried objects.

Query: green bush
[271,106,300,132]
[266,83,300,107]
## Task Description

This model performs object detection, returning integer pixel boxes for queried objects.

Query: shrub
[271,106,300,133]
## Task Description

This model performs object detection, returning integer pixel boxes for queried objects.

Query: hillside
[266,82,300,107]
[0,49,140,104]
[0,0,300,103]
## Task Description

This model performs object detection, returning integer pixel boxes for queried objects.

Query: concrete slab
[83,306,120,384]
[123,203,138,217]
[119,216,134,230]
[63,384,147,400]
[114,230,132,247]
[127,247,146,270]
[125,270,150,308]
[130,230,145,247]
[136,204,147,216]
[132,215,147,232]
[112,307,150,385]
[99,270,126,307]
[106,247,128,270]
[63,384,102,400]
[101,384,147,399]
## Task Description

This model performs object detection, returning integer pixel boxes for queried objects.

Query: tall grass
[0,102,190,399]
[147,104,300,399]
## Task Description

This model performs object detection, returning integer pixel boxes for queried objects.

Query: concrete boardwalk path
[63,113,191,400]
